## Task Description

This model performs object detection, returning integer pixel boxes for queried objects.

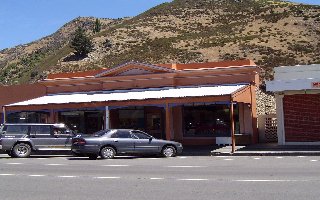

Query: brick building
[267,64,320,145]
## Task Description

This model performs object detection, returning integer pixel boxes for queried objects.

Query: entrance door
[85,111,103,134]
[145,107,164,139]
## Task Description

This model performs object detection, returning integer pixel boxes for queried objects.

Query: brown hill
[0,0,319,86]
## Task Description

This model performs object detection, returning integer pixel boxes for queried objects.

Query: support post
[276,94,285,145]
[165,103,171,140]
[105,106,110,130]
[230,100,236,153]
[49,109,55,123]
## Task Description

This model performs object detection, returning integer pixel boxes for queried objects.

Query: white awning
[6,84,247,107]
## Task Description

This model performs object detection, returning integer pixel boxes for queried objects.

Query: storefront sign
[312,82,320,88]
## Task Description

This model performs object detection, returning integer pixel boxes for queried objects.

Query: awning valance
[6,84,248,107]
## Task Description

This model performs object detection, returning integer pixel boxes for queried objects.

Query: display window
[182,104,239,137]
[58,110,103,134]
[7,111,49,123]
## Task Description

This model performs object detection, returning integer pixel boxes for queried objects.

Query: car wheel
[162,146,176,157]
[89,154,98,160]
[100,146,116,159]
[12,143,31,158]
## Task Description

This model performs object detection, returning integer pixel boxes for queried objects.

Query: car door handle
[114,140,118,142]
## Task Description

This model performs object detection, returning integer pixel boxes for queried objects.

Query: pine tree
[70,27,94,57]
[93,18,102,33]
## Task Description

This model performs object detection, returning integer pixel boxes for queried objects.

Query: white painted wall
[274,64,320,80]
[266,64,320,92]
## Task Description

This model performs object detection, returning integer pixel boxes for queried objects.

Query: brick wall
[283,94,320,142]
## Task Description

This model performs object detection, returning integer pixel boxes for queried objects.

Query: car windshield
[93,130,110,137]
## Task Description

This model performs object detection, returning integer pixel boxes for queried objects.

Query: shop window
[58,110,103,134]
[118,107,145,130]
[7,112,49,123]
[59,111,82,133]
[183,104,239,137]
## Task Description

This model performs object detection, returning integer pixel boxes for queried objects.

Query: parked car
[0,123,74,158]
[71,129,183,159]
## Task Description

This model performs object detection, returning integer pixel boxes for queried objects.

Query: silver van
[0,123,74,158]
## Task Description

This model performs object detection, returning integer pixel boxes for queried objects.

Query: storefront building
[267,64,320,145]
[2,60,260,145]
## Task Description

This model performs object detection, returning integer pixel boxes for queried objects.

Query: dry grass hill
[0,0,319,90]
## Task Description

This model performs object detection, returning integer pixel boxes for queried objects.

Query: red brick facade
[283,94,320,142]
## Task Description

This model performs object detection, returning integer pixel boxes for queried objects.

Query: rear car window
[5,125,29,135]
[93,130,110,137]
[111,130,132,138]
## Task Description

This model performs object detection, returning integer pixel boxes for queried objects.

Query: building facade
[2,60,260,146]
[267,64,320,145]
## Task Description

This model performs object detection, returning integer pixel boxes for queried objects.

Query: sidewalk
[211,143,320,156]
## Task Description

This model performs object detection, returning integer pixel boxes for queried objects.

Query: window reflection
[183,104,239,137]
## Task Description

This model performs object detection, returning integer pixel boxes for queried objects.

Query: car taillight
[73,138,86,145]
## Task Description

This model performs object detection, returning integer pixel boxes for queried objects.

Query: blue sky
[0,0,319,50]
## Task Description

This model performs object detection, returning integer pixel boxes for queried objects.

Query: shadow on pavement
[182,145,218,156]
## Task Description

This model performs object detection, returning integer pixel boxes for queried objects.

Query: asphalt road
[0,154,319,200]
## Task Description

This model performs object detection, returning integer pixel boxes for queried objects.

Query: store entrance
[145,107,164,139]
[84,111,104,134]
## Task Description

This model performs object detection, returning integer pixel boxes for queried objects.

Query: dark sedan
[71,129,183,159]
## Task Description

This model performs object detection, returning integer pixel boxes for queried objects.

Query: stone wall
[256,88,276,116]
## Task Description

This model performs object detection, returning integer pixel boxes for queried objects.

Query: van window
[30,125,51,137]
[53,127,72,138]
[5,125,29,135]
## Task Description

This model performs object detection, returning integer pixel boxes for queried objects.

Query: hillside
[0,0,319,87]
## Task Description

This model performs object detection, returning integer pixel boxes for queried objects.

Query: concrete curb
[211,151,320,156]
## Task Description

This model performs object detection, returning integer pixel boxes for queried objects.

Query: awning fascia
[5,95,232,111]
[4,84,252,111]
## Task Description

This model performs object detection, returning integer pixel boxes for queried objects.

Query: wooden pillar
[165,103,171,140]
[250,85,258,144]
[230,100,236,153]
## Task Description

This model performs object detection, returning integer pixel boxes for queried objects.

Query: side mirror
[149,137,152,142]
